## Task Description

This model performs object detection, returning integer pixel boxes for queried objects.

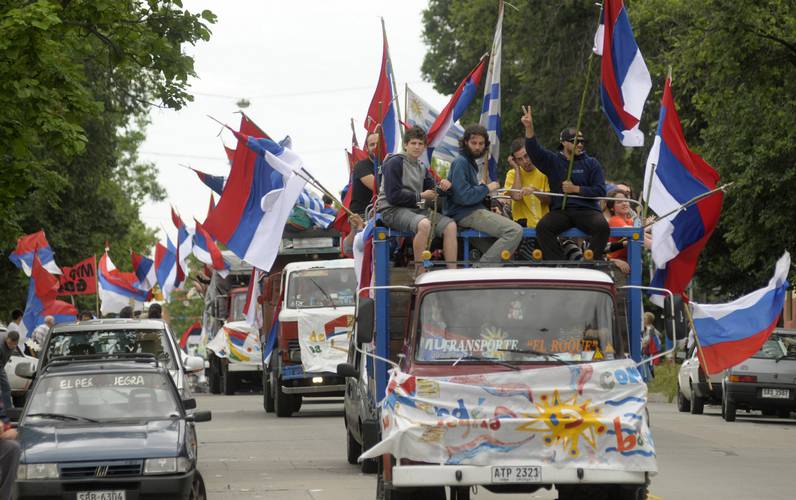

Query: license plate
[762,388,790,399]
[492,466,541,483]
[76,491,126,500]
[292,237,334,249]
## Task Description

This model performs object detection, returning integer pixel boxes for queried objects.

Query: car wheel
[275,377,294,418]
[689,382,704,415]
[189,472,207,500]
[221,365,236,395]
[263,371,275,413]
[346,428,361,465]
[722,396,736,422]
[208,356,221,394]
[676,383,690,413]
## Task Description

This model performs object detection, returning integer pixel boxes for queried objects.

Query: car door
[679,347,698,399]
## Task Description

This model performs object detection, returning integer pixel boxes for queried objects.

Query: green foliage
[0,1,215,320]
[646,362,679,403]
[422,0,796,296]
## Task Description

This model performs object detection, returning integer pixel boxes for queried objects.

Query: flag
[692,252,790,374]
[205,194,216,224]
[189,167,225,195]
[98,251,150,315]
[171,207,193,283]
[244,269,264,328]
[193,219,229,278]
[643,78,723,302]
[57,256,97,296]
[262,296,282,367]
[179,321,202,349]
[223,144,236,164]
[405,86,465,167]
[131,251,157,291]
[426,56,488,164]
[22,252,77,335]
[155,240,180,301]
[479,0,504,181]
[365,20,402,158]
[9,230,61,276]
[353,218,377,297]
[296,189,335,228]
[594,0,652,147]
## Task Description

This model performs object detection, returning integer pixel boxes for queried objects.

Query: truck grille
[60,461,143,479]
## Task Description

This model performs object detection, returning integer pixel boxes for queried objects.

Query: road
[195,393,796,500]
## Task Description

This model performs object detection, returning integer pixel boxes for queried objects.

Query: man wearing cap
[520,106,609,260]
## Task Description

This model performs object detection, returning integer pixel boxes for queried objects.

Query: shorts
[381,207,455,237]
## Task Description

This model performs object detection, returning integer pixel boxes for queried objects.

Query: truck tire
[346,428,361,465]
[275,377,294,417]
[222,365,236,395]
[676,383,690,413]
[689,382,704,415]
[292,395,303,414]
[263,371,274,413]
[208,355,221,395]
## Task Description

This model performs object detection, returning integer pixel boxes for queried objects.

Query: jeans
[536,208,610,260]
[458,209,523,263]
[0,370,11,410]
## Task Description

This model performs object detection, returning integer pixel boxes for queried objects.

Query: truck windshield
[44,329,177,369]
[230,292,247,321]
[416,288,615,363]
[287,268,356,309]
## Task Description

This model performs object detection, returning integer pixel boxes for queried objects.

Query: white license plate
[292,237,334,249]
[492,466,542,483]
[762,388,790,399]
[76,491,126,500]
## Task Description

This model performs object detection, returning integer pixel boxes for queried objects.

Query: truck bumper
[392,464,648,488]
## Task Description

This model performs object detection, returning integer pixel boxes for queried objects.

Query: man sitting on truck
[376,126,457,269]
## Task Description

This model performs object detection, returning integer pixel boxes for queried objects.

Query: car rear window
[44,329,176,369]
[752,338,786,359]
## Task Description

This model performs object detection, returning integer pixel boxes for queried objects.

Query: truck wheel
[263,371,275,413]
[346,428,361,465]
[275,378,294,417]
[449,486,470,500]
[292,395,303,414]
[676,383,690,413]
[208,356,221,394]
[222,366,236,395]
[722,396,736,422]
[689,383,704,415]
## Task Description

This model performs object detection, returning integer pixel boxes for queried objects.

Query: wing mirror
[15,361,37,379]
[182,398,197,410]
[187,410,212,423]
[183,355,205,374]
[356,297,375,344]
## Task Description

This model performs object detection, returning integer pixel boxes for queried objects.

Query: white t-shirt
[6,322,20,334]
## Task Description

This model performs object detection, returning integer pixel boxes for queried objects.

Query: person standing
[349,132,381,216]
[445,125,522,263]
[30,315,55,355]
[0,331,19,410]
[5,311,22,336]
[521,106,610,260]
[0,396,20,500]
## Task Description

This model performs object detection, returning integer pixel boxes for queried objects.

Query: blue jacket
[444,154,489,221]
[376,154,435,210]
[524,137,606,211]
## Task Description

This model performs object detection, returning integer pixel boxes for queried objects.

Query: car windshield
[286,268,356,309]
[752,338,787,359]
[26,371,179,422]
[416,288,615,363]
[44,329,176,369]
[230,292,247,321]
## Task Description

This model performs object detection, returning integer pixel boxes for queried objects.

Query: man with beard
[445,125,523,263]
[521,106,609,260]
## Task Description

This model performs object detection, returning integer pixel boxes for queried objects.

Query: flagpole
[350,118,359,149]
[562,3,604,210]
[382,17,404,146]
[684,300,713,390]
[643,183,733,230]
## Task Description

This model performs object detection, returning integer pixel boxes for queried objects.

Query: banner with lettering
[297,309,354,373]
[360,359,657,472]
[58,256,97,295]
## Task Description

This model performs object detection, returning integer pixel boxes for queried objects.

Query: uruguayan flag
[479,0,503,182]
[405,86,463,167]
[296,189,335,228]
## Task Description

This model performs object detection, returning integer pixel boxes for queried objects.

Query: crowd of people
[344,106,651,271]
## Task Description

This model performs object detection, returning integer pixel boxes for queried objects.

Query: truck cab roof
[414,267,614,286]
[282,258,354,273]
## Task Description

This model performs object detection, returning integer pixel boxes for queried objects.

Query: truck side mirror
[664,295,688,340]
[356,297,375,344]
[337,362,360,379]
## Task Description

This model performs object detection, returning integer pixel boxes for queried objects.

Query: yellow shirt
[504,167,550,227]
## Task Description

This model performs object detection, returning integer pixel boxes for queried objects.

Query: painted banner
[57,256,97,295]
[361,359,656,472]
[205,321,261,366]
[297,309,354,373]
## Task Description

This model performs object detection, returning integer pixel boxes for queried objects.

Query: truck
[204,227,343,395]
[261,258,357,417]
[337,226,684,500]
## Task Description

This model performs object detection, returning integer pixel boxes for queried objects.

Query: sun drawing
[480,327,509,357]
[516,390,607,459]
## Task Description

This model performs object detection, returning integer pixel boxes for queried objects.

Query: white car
[677,345,724,414]
[5,346,37,405]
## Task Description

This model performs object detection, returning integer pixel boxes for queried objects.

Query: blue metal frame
[369,226,643,400]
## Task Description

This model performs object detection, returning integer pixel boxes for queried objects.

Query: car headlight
[18,463,59,480]
[144,457,193,475]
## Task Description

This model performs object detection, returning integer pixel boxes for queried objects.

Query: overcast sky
[140,0,454,245]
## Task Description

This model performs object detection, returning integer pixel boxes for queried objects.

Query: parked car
[677,345,724,414]
[14,353,211,499]
[721,331,796,422]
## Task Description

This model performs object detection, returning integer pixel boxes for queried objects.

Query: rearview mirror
[188,410,212,423]
[15,361,36,379]
[182,398,197,410]
[664,295,688,340]
[337,362,360,379]
[356,297,375,344]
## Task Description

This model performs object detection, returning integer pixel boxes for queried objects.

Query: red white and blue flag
[179,321,202,349]
[98,251,150,315]
[244,269,264,328]
[594,0,652,147]
[9,230,61,277]
[643,78,723,302]
[22,252,77,335]
[193,219,229,278]
[692,252,790,374]
[154,239,180,301]
[427,56,488,165]
[171,207,193,283]
[131,250,157,291]
[365,21,402,158]
[190,167,225,195]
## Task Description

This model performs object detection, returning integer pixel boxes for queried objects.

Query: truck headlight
[18,463,59,479]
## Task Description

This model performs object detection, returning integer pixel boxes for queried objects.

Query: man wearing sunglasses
[520,105,610,261]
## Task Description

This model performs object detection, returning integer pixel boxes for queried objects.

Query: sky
[140,0,455,244]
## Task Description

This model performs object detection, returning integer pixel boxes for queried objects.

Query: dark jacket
[525,136,606,211]
[376,154,434,211]
[444,154,489,221]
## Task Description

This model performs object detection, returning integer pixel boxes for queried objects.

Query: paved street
[196,394,796,500]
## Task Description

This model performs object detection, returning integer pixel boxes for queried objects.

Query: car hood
[20,419,182,463]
